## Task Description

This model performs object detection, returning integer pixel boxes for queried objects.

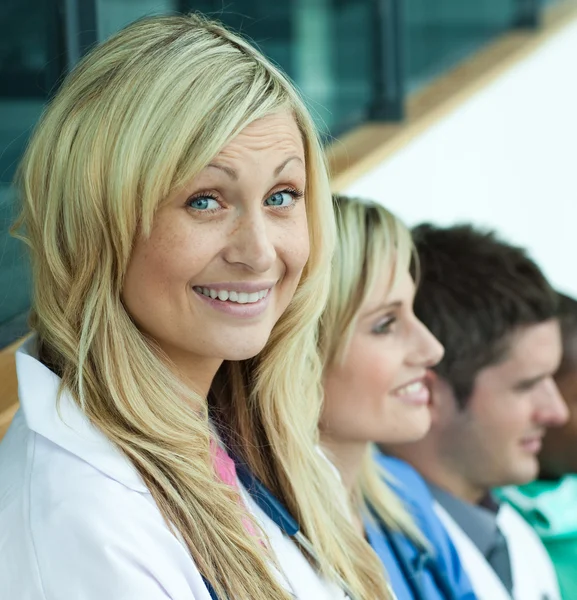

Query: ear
[427,370,458,425]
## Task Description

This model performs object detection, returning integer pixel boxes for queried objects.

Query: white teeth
[194,286,270,304]
[397,381,424,396]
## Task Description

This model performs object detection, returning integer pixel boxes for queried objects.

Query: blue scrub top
[370,452,478,600]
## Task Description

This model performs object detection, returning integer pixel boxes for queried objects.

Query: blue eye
[264,191,296,207]
[187,196,219,211]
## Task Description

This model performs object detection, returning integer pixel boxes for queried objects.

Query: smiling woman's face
[321,269,444,446]
[122,112,309,384]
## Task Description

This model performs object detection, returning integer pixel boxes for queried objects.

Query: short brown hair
[412,224,558,407]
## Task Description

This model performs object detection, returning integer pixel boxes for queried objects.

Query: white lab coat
[434,500,560,600]
[0,339,345,600]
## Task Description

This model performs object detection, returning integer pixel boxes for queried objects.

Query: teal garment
[498,477,577,600]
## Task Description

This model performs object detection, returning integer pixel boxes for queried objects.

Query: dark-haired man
[500,293,577,599]
[382,224,568,600]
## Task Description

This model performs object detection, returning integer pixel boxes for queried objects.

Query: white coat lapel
[433,502,512,600]
[497,504,560,600]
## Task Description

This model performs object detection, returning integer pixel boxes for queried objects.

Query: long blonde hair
[319,195,425,544]
[13,14,392,600]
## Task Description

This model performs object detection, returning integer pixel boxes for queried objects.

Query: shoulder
[0,414,207,600]
[375,452,477,599]
[498,504,561,598]
[499,478,577,539]
[375,453,445,539]
[375,453,433,513]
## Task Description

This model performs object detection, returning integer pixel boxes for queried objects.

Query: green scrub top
[498,477,577,600]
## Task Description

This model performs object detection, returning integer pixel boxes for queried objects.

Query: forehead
[216,111,304,161]
[480,319,562,383]
[359,268,414,317]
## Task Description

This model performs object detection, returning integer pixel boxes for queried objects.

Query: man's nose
[535,378,569,427]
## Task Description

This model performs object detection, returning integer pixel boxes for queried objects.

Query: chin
[401,425,431,444]
[406,408,432,441]
[215,338,270,362]
[507,456,540,486]
[380,414,432,445]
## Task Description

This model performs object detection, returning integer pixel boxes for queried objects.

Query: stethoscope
[231,467,459,600]
[373,511,459,600]
[201,452,396,600]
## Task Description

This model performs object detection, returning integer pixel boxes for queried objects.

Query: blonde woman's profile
[0,14,393,600]
[318,195,476,600]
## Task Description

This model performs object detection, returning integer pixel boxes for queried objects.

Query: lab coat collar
[16,336,149,493]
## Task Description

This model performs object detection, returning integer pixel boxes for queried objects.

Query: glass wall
[0,0,565,349]
[404,1,553,92]
[96,0,375,137]
[405,1,516,91]
[0,0,65,348]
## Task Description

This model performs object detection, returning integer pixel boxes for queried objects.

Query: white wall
[346,17,577,297]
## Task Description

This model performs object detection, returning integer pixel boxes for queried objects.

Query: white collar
[16,336,149,493]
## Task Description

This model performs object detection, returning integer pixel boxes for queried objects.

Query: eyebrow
[513,373,548,391]
[206,155,304,181]
[362,301,402,320]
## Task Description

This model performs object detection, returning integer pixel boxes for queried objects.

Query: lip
[194,280,277,293]
[390,375,430,406]
[520,434,544,454]
[192,285,273,318]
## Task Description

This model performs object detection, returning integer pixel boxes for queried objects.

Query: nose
[223,208,276,273]
[409,318,445,369]
[535,378,569,427]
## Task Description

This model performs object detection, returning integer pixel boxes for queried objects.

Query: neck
[160,342,223,398]
[386,442,487,505]
[425,465,487,504]
[320,435,368,494]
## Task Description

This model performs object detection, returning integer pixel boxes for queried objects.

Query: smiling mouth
[394,380,426,396]
[390,377,430,405]
[520,433,544,453]
[192,286,270,304]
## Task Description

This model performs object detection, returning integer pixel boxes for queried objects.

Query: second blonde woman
[318,195,478,600]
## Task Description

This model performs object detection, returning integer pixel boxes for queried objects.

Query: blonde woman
[0,16,393,600]
[318,195,477,600]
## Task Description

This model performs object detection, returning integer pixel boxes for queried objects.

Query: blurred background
[1,0,576,352]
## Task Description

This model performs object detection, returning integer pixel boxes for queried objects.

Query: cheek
[277,210,310,275]
[471,396,530,446]
[122,216,215,325]
[324,342,399,423]
[123,236,169,318]
[347,336,400,396]
[295,230,311,271]
[363,364,398,402]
